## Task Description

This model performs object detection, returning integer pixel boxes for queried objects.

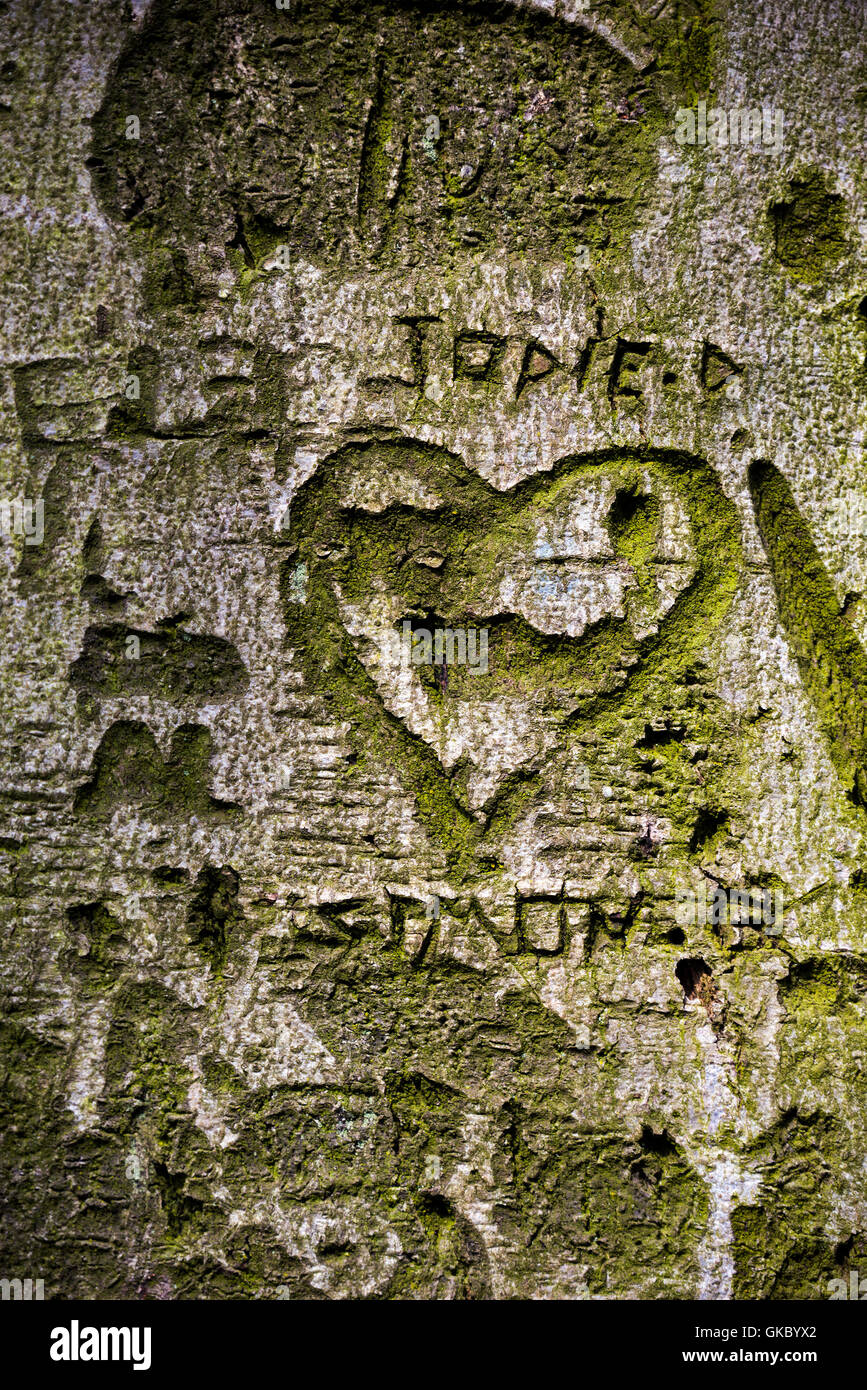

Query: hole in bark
[675,956,712,999]
[640,1124,678,1155]
[637,719,685,748]
[152,864,189,884]
[688,806,728,854]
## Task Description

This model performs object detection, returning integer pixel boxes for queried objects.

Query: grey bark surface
[1,0,867,1299]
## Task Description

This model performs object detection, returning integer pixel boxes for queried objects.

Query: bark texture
[2,0,867,1299]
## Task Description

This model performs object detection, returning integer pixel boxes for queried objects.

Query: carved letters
[362,317,742,404]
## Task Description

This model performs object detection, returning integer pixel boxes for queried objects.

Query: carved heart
[283,442,743,882]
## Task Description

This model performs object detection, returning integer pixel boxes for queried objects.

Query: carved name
[363,316,743,404]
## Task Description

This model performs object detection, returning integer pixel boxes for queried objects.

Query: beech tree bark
[1,0,866,1300]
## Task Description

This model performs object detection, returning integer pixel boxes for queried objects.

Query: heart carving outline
[282,440,744,884]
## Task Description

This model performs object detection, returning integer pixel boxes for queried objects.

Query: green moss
[749,459,867,810]
[492,1104,708,1296]
[63,902,128,990]
[769,172,849,283]
[186,865,244,973]
[730,1108,851,1298]
[90,0,665,303]
[69,622,249,705]
[74,719,240,819]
